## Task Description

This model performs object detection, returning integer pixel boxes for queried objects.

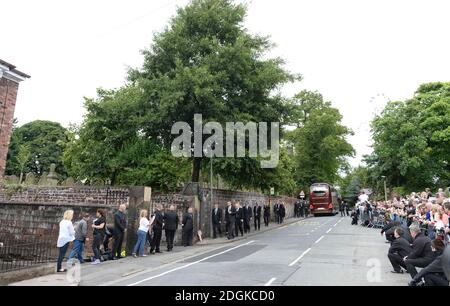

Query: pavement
[9,215,412,286]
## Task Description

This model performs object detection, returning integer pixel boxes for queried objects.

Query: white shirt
[138,217,150,232]
[57,219,75,247]
[358,194,369,203]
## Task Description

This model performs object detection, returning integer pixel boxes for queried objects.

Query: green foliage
[63,85,191,191]
[364,82,450,192]
[129,0,298,182]
[286,91,355,189]
[5,120,68,179]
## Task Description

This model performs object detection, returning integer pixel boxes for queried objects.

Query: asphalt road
[77,215,410,286]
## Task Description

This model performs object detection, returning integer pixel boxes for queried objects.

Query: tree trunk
[191,157,202,182]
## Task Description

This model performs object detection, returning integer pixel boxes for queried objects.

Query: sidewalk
[8,217,305,286]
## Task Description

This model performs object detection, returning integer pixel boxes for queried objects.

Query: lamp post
[381,176,387,202]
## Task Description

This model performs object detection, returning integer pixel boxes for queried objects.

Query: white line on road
[326,228,332,233]
[315,236,324,244]
[264,277,277,286]
[288,248,311,267]
[333,223,338,227]
[127,240,255,286]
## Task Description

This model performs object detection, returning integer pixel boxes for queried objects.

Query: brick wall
[0,78,19,179]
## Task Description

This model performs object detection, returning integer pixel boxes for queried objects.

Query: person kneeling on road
[408,239,448,286]
[404,223,435,279]
[388,227,412,274]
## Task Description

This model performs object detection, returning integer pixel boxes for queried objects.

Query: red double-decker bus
[309,183,339,216]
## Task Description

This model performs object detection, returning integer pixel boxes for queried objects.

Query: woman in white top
[57,210,75,272]
[132,209,152,257]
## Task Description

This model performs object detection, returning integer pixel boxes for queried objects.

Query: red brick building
[0,59,30,180]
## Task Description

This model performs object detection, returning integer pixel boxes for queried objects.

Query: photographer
[404,223,434,278]
[409,239,448,286]
[388,227,413,274]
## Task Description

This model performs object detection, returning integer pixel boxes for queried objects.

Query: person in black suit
[211,203,223,239]
[235,202,244,237]
[294,201,299,218]
[409,239,448,286]
[243,203,252,233]
[385,223,413,244]
[279,203,286,224]
[273,203,280,224]
[404,223,435,278]
[388,227,413,273]
[226,201,236,240]
[109,204,127,260]
[163,205,179,252]
[253,203,262,231]
[182,207,194,246]
[263,204,270,227]
[150,204,164,254]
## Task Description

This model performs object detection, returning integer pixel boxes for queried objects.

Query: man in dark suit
[279,203,286,224]
[385,223,413,244]
[404,223,435,278]
[150,204,164,254]
[263,204,270,227]
[243,203,252,233]
[273,203,280,224]
[409,239,448,286]
[294,201,299,218]
[235,202,244,237]
[226,201,236,240]
[211,203,222,239]
[253,203,262,231]
[388,227,413,273]
[182,207,194,246]
[109,204,127,260]
[163,205,179,252]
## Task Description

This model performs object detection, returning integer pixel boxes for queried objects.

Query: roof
[0,59,31,79]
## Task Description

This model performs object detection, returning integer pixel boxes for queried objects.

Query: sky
[2,0,450,167]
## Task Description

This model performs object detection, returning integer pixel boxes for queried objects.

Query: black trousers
[227,220,235,239]
[213,222,222,238]
[150,227,162,252]
[388,253,406,272]
[235,219,244,236]
[264,215,270,227]
[254,217,261,230]
[244,218,251,233]
[110,231,124,259]
[424,274,449,286]
[165,229,175,250]
[405,257,434,278]
[182,229,193,246]
[92,233,103,260]
[57,242,70,271]
[299,209,304,217]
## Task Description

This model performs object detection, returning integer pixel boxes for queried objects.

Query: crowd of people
[351,188,450,286]
[55,203,195,272]
[216,200,288,240]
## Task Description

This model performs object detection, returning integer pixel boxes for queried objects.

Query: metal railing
[0,237,57,273]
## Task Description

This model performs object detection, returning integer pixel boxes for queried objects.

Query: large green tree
[128,0,298,183]
[364,82,450,192]
[286,90,354,190]
[6,120,68,178]
[63,86,191,190]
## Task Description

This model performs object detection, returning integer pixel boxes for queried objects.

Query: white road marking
[264,277,277,286]
[326,228,332,233]
[127,240,255,286]
[315,236,324,244]
[289,248,311,267]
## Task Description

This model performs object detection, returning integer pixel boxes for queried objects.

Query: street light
[381,176,387,202]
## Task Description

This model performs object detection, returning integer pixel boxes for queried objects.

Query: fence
[0,237,57,273]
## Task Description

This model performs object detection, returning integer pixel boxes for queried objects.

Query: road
[75,215,410,286]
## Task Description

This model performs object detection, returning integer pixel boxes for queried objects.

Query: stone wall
[0,185,297,257]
